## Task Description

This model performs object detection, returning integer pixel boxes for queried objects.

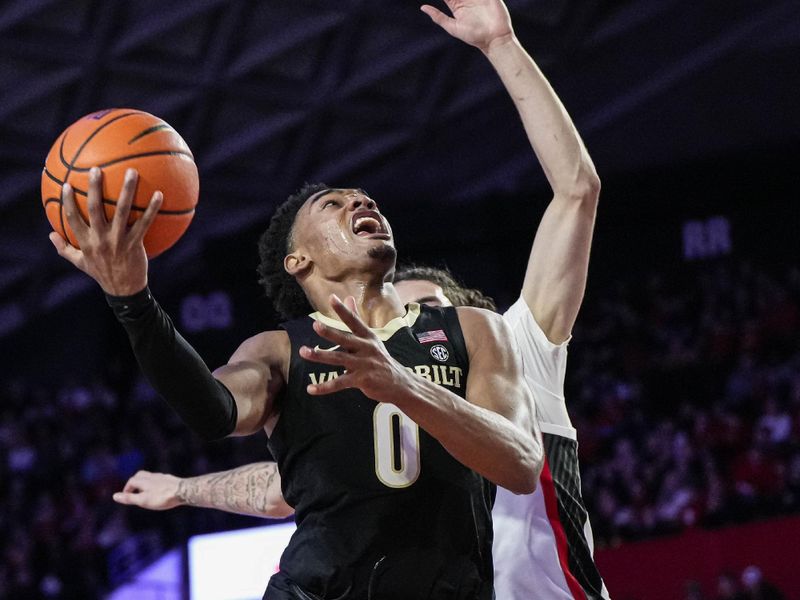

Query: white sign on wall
[188,522,296,600]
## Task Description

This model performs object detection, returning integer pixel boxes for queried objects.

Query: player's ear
[284,251,310,276]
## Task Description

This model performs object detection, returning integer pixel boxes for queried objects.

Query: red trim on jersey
[540,457,588,600]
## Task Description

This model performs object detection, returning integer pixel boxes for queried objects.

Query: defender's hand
[113,470,182,511]
[421,0,514,53]
[299,295,411,400]
[49,167,163,296]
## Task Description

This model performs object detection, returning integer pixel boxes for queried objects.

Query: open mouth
[352,210,389,238]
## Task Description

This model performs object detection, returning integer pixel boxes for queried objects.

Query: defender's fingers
[61,183,89,240]
[121,474,146,493]
[130,191,163,240]
[86,167,109,231]
[112,169,139,236]
[112,491,141,506]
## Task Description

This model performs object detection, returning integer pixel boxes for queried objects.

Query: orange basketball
[41,108,199,258]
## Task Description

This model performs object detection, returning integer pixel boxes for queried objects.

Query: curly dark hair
[257,182,330,319]
[395,264,497,311]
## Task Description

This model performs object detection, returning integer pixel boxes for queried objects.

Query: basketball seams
[62,110,144,185]
[66,150,195,172]
[128,123,173,145]
[43,167,195,216]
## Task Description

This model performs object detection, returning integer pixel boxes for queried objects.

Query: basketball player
[51,4,552,597]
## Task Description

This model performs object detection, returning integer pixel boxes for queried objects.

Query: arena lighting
[187,522,296,600]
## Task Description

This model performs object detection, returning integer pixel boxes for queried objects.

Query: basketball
[41,109,199,258]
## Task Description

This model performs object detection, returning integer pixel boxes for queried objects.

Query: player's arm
[113,463,294,519]
[50,168,284,439]
[423,0,600,343]
[302,296,541,494]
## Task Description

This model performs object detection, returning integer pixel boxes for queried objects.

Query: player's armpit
[213,330,290,436]
[458,307,532,420]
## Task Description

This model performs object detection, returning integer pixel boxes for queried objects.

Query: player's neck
[308,278,406,329]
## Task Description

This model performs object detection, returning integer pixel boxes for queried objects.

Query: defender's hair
[395,264,497,311]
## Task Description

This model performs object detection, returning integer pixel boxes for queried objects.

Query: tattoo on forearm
[176,462,282,517]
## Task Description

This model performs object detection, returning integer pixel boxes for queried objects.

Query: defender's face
[395,279,452,307]
[291,188,395,266]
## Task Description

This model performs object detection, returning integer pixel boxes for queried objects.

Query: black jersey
[265,304,495,600]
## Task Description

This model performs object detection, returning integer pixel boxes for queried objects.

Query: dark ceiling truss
[0,0,798,338]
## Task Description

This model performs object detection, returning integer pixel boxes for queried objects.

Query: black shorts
[263,554,494,600]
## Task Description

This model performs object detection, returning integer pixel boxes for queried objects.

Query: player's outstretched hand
[299,294,412,401]
[49,167,162,296]
[420,0,514,53]
[113,470,182,511]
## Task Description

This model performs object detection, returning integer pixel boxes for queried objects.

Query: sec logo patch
[429,344,449,362]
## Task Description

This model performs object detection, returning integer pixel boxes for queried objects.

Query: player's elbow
[571,171,601,207]
[507,467,538,495]
[552,158,600,207]
[265,499,295,520]
[506,446,542,495]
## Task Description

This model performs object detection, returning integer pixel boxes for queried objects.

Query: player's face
[395,279,452,307]
[291,188,395,268]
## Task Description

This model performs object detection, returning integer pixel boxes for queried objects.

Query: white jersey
[493,298,610,600]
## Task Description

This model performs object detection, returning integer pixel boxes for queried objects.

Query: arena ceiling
[1,0,798,338]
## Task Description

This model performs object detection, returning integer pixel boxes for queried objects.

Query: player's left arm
[113,463,294,519]
[423,0,600,343]
[302,296,542,494]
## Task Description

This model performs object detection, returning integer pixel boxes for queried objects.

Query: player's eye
[322,199,338,208]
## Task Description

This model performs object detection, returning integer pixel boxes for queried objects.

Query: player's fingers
[308,373,353,395]
[49,231,85,268]
[344,295,359,317]
[112,168,138,237]
[299,345,351,368]
[311,319,360,349]
[86,167,109,231]
[61,183,89,241]
[420,5,457,33]
[130,191,163,241]
[329,294,373,339]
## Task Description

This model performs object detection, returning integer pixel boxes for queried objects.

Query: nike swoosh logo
[313,344,341,352]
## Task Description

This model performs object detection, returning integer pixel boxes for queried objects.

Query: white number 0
[373,403,421,488]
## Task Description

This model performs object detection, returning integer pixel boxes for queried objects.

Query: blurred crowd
[571,261,800,546]
[685,565,786,600]
[0,362,267,598]
[0,259,798,598]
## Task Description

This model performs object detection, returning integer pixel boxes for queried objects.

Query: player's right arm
[113,463,294,519]
[50,167,285,438]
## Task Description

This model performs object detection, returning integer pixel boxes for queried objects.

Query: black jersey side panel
[544,433,605,599]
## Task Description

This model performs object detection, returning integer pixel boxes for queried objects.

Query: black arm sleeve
[106,286,237,441]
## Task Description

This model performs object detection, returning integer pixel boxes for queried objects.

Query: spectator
[740,565,785,600]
